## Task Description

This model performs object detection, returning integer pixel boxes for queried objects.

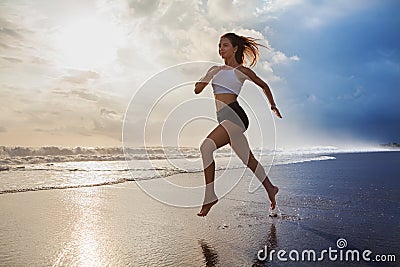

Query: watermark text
[257,238,396,263]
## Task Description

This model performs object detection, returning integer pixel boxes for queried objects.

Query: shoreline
[2,150,400,196]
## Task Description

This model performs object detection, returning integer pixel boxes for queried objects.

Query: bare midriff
[214,93,238,111]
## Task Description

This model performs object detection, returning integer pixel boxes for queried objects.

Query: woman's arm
[241,67,282,118]
[194,66,219,94]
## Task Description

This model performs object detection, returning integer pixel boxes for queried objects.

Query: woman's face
[219,37,236,59]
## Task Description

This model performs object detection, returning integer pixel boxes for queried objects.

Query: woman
[194,32,282,217]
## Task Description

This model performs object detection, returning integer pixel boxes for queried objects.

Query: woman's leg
[229,124,279,210]
[197,122,239,216]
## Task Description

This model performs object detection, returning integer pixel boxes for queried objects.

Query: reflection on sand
[266,222,277,250]
[53,188,104,266]
[253,221,277,266]
[198,239,219,266]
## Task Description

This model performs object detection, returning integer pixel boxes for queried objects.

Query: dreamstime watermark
[122,61,277,207]
[257,238,397,263]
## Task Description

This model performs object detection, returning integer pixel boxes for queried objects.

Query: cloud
[100,108,121,120]
[337,87,364,101]
[307,94,317,103]
[0,17,25,43]
[71,89,99,101]
[255,0,304,15]
[0,1,61,89]
[92,108,123,140]
[256,0,381,30]
[302,1,382,29]
[113,0,299,82]
[52,87,99,102]
[270,51,300,65]
[207,0,261,23]
[127,0,160,16]
[0,56,23,63]
[5,0,372,147]
[0,4,50,50]
[61,70,100,84]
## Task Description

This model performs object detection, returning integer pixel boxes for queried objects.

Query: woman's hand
[194,65,221,94]
[271,106,282,118]
[194,82,207,94]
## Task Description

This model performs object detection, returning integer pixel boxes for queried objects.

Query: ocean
[0,146,339,194]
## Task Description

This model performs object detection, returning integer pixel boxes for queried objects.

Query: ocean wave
[4,145,392,195]
[0,146,201,162]
[0,153,200,167]
[0,167,189,194]
[1,165,186,173]
[2,145,397,196]
[275,155,336,165]
[0,178,133,194]
[3,145,387,168]
[276,145,397,155]
[0,148,337,174]
[0,154,338,195]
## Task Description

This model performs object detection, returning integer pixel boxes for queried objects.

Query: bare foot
[197,199,218,217]
[267,186,279,210]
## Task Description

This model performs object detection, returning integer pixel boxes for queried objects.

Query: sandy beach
[1,152,399,266]
[1,168,281,266]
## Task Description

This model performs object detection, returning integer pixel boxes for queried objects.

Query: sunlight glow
[53,16,126,70]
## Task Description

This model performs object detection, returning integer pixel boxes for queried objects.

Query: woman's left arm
[242,68,282,118]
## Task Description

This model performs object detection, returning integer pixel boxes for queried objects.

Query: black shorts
[217,101,249,131]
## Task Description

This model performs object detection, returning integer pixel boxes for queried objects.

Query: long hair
[221,32,267,67]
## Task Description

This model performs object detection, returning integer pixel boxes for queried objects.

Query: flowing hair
[221,32,267,67]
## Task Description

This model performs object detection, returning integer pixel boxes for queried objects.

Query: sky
[0,0,399,149]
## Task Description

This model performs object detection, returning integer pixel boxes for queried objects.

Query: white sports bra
[212,67,245,95]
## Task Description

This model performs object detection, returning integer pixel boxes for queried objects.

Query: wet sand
[1,167,280,266]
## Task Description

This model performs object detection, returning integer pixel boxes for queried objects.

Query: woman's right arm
[194,66,219,94]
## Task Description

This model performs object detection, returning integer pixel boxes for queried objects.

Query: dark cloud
[269,2,400,143]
